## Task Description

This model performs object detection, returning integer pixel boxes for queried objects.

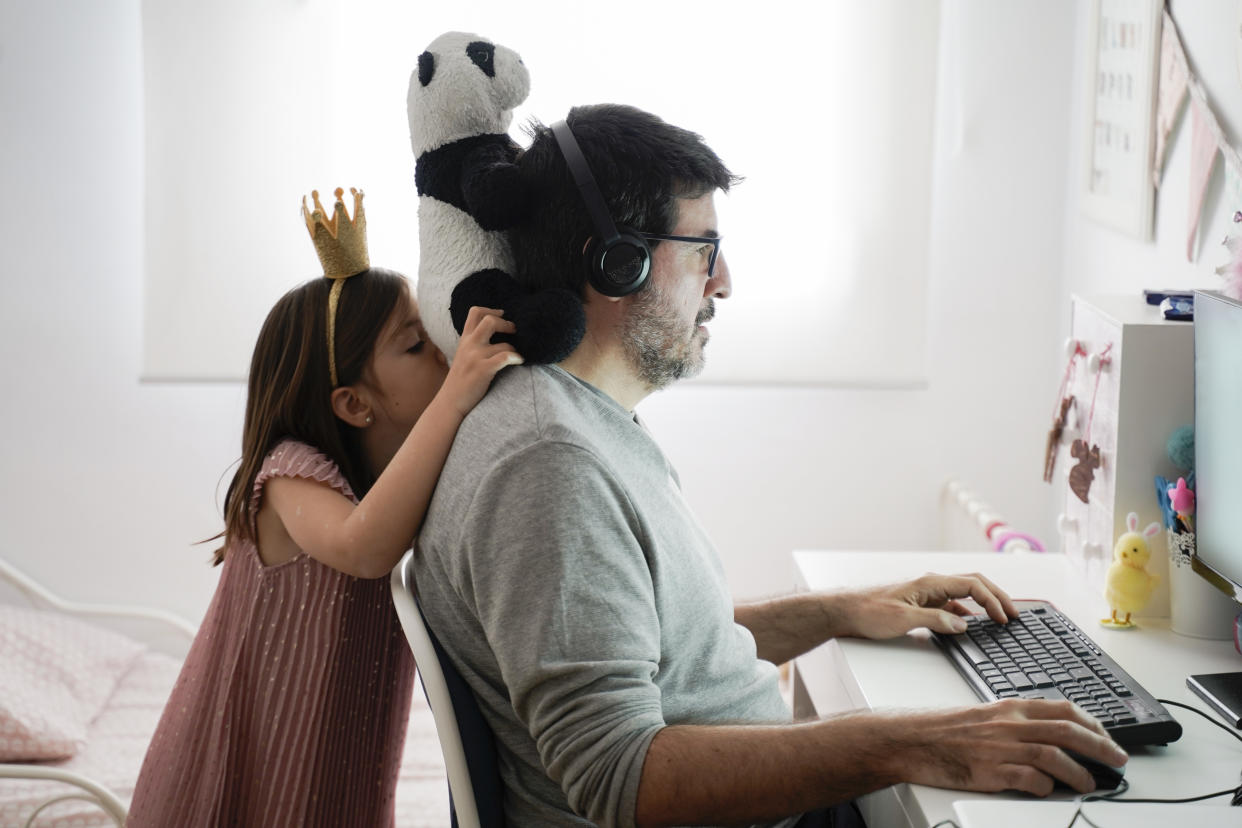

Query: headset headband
[550,120,620,247]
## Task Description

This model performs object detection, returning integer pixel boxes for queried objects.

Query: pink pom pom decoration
[1216,212,1242,301]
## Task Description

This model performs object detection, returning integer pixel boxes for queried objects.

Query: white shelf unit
[1055,294,1194,619]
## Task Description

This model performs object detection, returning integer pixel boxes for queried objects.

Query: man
[413,104,1127,828]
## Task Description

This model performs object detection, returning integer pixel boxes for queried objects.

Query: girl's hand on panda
[439,306,523,417]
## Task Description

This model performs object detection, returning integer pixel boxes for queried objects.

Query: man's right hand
[888,698,1129,795]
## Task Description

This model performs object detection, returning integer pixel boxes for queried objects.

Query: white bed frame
[0,557,196,828]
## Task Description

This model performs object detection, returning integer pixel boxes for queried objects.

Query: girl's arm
[265,307,522,578]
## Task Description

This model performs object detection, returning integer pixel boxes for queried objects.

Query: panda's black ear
[418,51,435,87]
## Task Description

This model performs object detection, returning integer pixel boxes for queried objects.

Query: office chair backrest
[391,550,505,828]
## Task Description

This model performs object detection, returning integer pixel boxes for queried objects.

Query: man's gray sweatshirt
[414,365,795,828]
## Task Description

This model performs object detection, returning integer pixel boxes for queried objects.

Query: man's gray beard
[621,286,712,391]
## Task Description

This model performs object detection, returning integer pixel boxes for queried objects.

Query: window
[143,0,939,386]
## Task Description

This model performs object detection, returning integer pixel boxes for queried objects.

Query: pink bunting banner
[1153,16,1188,188]
[1159,10,1242,261]
[1187,98,1221,260]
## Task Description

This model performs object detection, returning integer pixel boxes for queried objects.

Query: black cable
[1156,697,1242,744]
[1072,699,1242,807]
[946,699,1242,826]
[1081,776,1130,803]
[1064,804,1104,828]
[1058,781,1132,828]
[1092,789,1237,804]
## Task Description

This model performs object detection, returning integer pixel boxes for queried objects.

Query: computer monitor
[1189,291,1242,729]
[1192,290,1242,606]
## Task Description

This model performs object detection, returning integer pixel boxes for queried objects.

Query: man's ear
[330,385,373,428]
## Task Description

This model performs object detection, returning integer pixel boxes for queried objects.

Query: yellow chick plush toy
[1102,512,1162,628]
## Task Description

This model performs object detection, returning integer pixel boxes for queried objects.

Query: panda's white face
[408,31,531,155]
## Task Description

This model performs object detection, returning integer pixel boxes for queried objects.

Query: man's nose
[708,254,731,299]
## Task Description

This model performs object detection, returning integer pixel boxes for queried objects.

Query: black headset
[550,120,651,297]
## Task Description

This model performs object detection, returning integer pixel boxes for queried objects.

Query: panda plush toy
[408,31,585,363]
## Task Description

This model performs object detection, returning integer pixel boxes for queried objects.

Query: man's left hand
[835,572,1020,640]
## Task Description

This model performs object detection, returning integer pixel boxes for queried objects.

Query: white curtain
[142,0,940,386]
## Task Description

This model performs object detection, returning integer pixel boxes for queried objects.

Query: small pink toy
[1167,476,1195,530]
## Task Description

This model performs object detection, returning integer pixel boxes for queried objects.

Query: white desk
[791,550,1241,828]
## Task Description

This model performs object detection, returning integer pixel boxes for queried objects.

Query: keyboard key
[1027,671,1054,688]
[955,638,991,665]
[1005,672,1033,691]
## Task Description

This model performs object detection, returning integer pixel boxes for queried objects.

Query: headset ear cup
[586,228,651,297]
[551,120,651,297]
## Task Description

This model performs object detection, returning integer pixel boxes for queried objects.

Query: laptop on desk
[953,799,1237,828]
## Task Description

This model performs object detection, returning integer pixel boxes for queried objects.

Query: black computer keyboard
[931,600,1183,747]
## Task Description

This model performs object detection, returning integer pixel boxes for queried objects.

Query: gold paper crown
[303,187,370,278]
[302,187,370,386]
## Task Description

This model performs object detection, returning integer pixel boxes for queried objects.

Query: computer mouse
[1062,750,1125,791]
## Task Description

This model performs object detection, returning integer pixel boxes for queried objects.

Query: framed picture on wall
[1081,0,1163,240]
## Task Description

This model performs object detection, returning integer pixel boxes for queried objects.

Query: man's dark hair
[512,103,740,295]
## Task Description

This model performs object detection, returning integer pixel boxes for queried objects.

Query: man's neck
[557,328,651,412]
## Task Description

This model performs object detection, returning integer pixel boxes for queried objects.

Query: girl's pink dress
[128,440,416,827]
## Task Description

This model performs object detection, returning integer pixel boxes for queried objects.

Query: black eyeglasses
[639,233,722,279]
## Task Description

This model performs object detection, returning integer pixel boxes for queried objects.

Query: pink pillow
[0,605,146,761]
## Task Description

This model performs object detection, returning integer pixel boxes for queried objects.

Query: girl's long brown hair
[214,268,408,564]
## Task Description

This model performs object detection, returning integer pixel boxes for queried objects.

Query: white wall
[1063,0,1242,300]
[0,1,234,619]
[12,1,1221,622]
[644,0,1077,592]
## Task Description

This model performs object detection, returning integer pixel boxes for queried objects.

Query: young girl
[127,189,521,827]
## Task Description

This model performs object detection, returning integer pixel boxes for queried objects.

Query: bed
[0,558,451,827]
[0,557,193,826]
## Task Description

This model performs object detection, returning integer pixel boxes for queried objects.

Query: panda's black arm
[461,143,532,230]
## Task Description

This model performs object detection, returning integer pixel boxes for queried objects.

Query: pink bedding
[1,648,451,827]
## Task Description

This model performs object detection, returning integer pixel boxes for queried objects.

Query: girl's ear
[330,385,373,428]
